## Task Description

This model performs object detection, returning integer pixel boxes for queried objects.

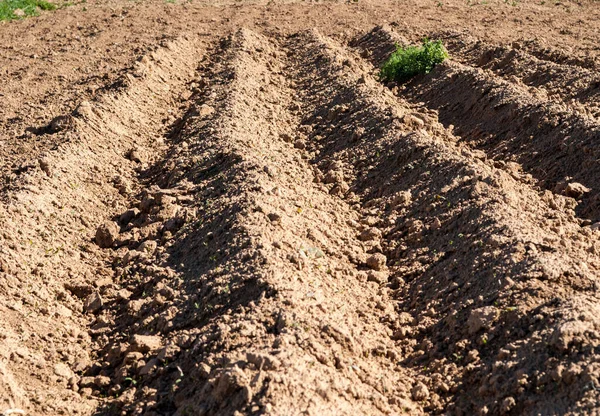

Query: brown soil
[1,0,599,415]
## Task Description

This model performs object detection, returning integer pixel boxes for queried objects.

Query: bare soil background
[0,0,599,415]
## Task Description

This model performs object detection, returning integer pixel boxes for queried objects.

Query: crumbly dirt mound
[356,26,600,221]
[438,31,600,118]
[1,1,600,415]
[92,28,423,416]
[0,36,201,414]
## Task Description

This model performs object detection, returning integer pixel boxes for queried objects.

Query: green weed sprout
[0,0,56,21]
[379,39,449,83]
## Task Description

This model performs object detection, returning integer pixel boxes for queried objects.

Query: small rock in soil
[404,114,425,129]
[84,291,103,314]
[113,175,131,195]
[117,289,132,301]
[95,221,119,248]
[94,375,111,388]
[358,227,382,241]
[366,253,387,271]
[198,104,215,117]
[157,344,181,362]
[246,352,281,370]
[351,127,365,142]
[139,358,159,376]
[138,240,158,255]
[501,396,516,414]
[38,156,53,177]
[411,381,429,401]
[131,334,162,353]
[392,191,412,208]
[279,132,293,143]
[294,139,306,149]
[330,182,349,196]
[267,213,282,223]
[53,363,73,379]
[48,115,72,133]
[323,170,343,184]
[119,208,139,226]
[127,147,145,163]
[73,100,93,118]
[467,306,499,334]
[564,182,590,199]
[366,270,388,284]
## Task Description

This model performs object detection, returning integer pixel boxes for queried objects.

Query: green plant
[124,377,137,386]
[0,0,56,21]
[379,39,449,83]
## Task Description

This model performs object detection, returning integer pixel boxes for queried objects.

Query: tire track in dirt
[355,26,600,222]
[0,36,202,415]
[295,29,600,414]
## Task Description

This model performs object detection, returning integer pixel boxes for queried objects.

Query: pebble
[119,208,139,226]
[351,127,365,142]
[246,352,281,370]
[323,170,343,184]
[358,227,382,241]
[279,132,293,143]
[564,182,590,199]
[84,291,103,314]
[198,104,215,117]
[131,334,163,353]
[53,363,73,379]
[404,114,425,129]
[38,157,53,177]
[127,147,144,163]
[137,240,158,255]
[95,221,119,248]
[294,139,306,149]
[366,270,388,284]
[330,181,349,196]
[138,358,159,376]
[500,397,516,414]
[392,191,412,208]
[467,306,498,334]
[117,289,132,301]
[94,375,111,388]
[74,100,93,119]
[411,381,429,401]
[366,253,387,271]
[267,213,282,223]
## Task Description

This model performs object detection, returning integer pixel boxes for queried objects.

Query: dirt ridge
[437,31,600,119]
[355,26,600,221]
[1,8,600,415]
[297,28,600,414]
[0,35,201,414]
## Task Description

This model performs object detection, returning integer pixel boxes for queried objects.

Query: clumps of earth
[1,8,600,416]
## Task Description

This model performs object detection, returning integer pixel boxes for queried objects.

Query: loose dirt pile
[1,1,600,415]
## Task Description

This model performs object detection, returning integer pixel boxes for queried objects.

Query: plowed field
[1,1,599,415]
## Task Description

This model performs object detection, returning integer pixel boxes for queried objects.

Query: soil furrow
[0,36,201,415]
[292,28,600,415]
[355,26,600,222]
[437,31,600,120]
[2,14,600,416]
[94,29,424,415]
